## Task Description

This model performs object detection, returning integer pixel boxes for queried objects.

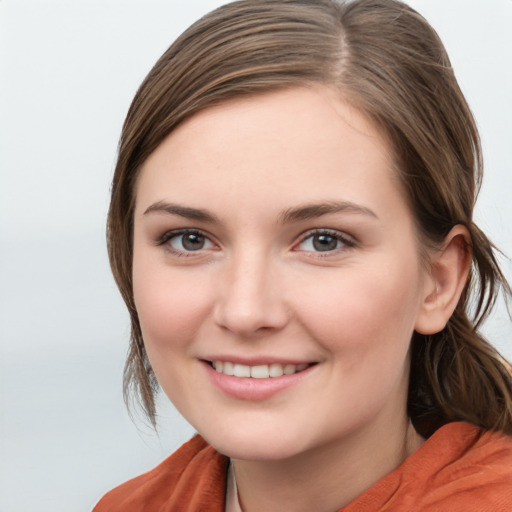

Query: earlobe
[415,225,471,335]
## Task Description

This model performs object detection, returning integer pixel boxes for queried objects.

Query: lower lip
[203,361,316,401]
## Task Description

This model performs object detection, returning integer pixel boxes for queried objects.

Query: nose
[213,249,289,337]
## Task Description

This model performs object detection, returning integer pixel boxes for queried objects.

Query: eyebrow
[143,199,378,224]
[143,201,218,222]
[278,201,378,223]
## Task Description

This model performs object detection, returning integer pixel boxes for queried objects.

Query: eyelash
[294,229,356,255]
[156,229,216,257]
[155,228,356,257]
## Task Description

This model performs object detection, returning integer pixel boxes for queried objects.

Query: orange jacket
[93,422,512,511]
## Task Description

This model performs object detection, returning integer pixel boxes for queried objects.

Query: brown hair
[107,0,512,436]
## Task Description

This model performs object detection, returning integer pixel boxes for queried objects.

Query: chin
[199,423,313,462]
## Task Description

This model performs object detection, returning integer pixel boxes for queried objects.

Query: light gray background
[1,1,511,511]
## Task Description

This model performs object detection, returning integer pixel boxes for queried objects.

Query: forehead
[135,86,404,223]
[153,86,388,163]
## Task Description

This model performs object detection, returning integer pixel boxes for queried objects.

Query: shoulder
[343,422,512,511]
[418,422,512,508]
[92,435,228,512]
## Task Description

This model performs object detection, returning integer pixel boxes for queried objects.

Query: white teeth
[251,365,270,379]
[212,361,310,378]
[269,363,284,377]
[223,361,234,376]
[283,364,296,375]
[233,364,251,378]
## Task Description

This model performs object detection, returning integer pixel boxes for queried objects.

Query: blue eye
[297,230,353,253]
[162,230,215,252]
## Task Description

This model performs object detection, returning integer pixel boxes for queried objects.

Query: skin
[132,87,467,511]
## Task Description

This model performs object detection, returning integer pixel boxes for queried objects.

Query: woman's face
[132,87,432,461]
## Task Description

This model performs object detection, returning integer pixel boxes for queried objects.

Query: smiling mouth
[209,361,314,379]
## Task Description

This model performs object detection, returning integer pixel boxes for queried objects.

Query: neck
[232,417,424,512]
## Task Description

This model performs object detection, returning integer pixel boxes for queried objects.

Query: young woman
[94,0,512,510]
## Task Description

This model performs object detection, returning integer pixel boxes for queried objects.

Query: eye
[296,230,354,253]
[159,229,216,253]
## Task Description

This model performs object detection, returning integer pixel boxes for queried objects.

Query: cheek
[294,258,423,358]
[132,263,212,353]
[132,264,218,410]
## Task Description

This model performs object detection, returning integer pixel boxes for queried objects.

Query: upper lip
[201,356,316,366]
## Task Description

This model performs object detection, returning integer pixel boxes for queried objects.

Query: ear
[415,225,472,335]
